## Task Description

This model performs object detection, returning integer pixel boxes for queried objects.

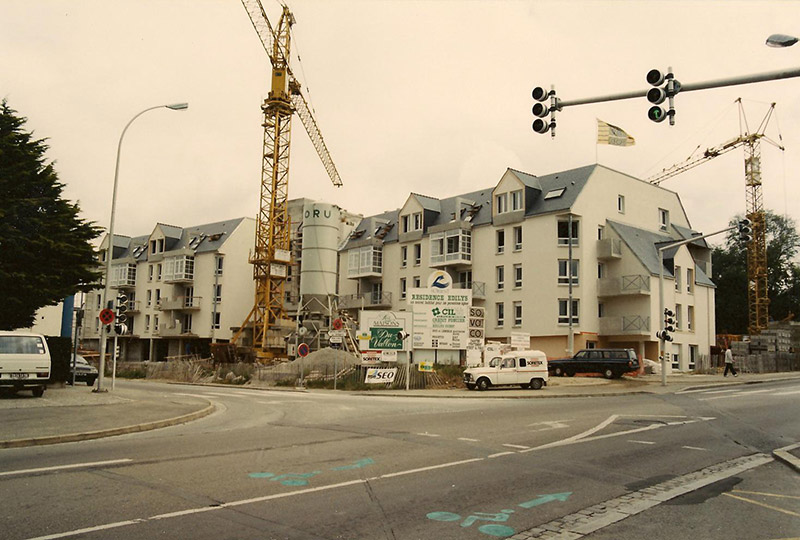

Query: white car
[463,350,548,391]
[0,332,51,397]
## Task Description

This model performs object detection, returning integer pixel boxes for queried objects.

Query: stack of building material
[730,340,750,357]
[758,329,792,352]
[749,333,778,353]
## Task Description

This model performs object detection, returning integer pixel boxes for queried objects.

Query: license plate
[10,373,29,379]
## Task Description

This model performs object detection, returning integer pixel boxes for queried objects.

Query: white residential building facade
[338,164,716,370]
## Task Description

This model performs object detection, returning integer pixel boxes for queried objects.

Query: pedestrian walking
[723,347,738,377]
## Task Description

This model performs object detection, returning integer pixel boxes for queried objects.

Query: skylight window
[544,187,566,200]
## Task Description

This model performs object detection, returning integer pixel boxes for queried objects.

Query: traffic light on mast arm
[646,68,681,125]
[531,86,560,137]
[656,308,675,342]
[114,294,128,335]
[737,218,753,243]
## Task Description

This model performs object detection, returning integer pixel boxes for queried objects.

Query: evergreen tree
[712,210,800,334]
[0,100,101,330]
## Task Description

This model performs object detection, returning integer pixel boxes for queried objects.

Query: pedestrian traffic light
[737,218,753,243]
[531,86,559,136]
[646,68,680,125]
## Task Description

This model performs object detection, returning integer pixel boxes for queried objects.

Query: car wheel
[554,367,565,377]
[476,378,490,391]
[32,386,45,398]
[531,378,544,390]
[603,368,615,379]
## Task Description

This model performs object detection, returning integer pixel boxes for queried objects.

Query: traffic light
[656,308,675,342]
[531,86,559,136]
[114,294,128,335]
[737,218,753,243]
[646,68,680,125]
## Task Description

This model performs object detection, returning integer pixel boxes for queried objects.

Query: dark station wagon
[548,348,640,379]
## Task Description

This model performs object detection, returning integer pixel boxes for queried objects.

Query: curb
[773,442,800,473]
[0,400,215,449]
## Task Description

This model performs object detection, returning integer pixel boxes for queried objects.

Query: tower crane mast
[647,100,783,335]
[234,0,343,359]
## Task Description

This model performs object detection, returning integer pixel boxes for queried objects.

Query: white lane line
[699,388,777,401]
[458,437,479,442]
[772,389,800,396]
[519,414,619,452]
[0,459,133,478]
[682,446,708,451]
[703,389,741,394]
[502,444,531,450]
[629,440,656,445]
[416,432,440,437]
[201,392,246,398]
[488,452,515,459]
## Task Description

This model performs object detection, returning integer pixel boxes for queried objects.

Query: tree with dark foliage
[0,100,101,330]
[713,211,800,334]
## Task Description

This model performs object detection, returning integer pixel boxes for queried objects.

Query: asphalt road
[1,379,798,540]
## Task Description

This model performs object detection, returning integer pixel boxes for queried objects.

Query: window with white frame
[557,219,579,246]
[146,290,152,307]
[513,264,523,288]
[675,303,682,329]
[400,278,407,300]
[401,212,422,233]
[513,226,522,250]
[347,245,383,276]
[212,312,221,330]
[689,345,698,370]
[598,302,605,318]
[213,284,222,303]
[148,264,154,281]
[598,263,605,279]
[496,265,505,290]
[687,305,695,331]
[659,208,669,230]
[154,314,160,332]
[597,225,605,240]
[413,212,422,231]
[430,229,471,264]
[511,190,523,211]
[496,193,508,214]
[145,315,151,332]
[617,195,625,213]
[401,246,408,267]
[558,299,579,325]
[687,268,694,293]
[558,259,580,285]
[496,302,504,326]
[513,301,522,326]
[183,313,193,332]
[215,256,224,276]
[674,266,682,292]
[496,229,505,253]
[413,276,421,288]
[414,243,421,265]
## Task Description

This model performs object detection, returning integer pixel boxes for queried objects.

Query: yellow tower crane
[233,0,343,359]
[647,99,784,335]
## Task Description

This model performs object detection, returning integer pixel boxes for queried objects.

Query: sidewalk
[1,372,798,449]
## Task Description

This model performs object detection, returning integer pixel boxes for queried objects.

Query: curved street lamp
[96,103,189,392]
[766,34,798,48]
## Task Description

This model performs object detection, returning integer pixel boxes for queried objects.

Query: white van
[0,332,51,397]
[463,350,548,391]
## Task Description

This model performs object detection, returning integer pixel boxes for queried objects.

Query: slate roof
[110,217,249,262]
[608,220,714,287]
[342,164,598,249]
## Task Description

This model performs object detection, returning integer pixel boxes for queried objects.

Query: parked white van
[463,350,548,391]
[0,332,51,397]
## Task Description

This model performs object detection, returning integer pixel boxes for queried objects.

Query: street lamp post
[96,103,188,392]
[656,226,735,386]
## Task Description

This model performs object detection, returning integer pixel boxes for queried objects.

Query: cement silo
[299,201,340,299]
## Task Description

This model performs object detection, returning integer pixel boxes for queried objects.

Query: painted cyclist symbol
[427,509,516,537]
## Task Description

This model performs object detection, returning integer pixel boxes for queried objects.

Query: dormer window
[511,190,523,211]
[496,193,508,214]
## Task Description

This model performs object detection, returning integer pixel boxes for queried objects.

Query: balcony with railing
[158,296,202,311]
[597,274,651,297]
[125,300,142,313]
[599,314,651,336]
[347,246,383,279]
[338,291,393,309]
[597,238,622,260]
[454,280,486,300]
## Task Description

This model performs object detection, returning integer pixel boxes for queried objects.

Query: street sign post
[99,308,115,326]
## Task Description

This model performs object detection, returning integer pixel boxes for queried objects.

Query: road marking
[723,493,800,517]
[732,490,800,500]
[416,432,440,437]
[628,440,656,445]
[502,444,531,450]
[682,446,708,451]
[772,389,800,396]
[0,459,133,478]
[458,437,479,442]
[202,392,246,398]
[488,452,516,459]
[699,388,776,401]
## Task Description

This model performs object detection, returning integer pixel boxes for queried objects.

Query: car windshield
[488,357,502,367]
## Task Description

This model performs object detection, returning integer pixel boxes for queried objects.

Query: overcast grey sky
[3,0,799,244]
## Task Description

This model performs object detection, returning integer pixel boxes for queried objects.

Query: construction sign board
[358,311,412,352]
[409,271,471,350]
